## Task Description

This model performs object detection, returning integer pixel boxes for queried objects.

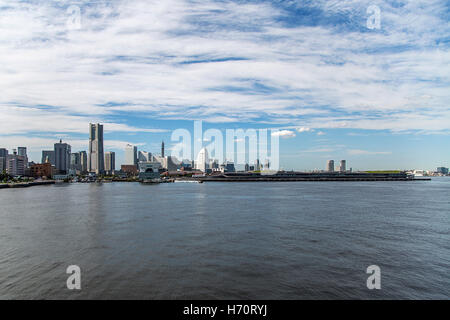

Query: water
[0,179,449,299]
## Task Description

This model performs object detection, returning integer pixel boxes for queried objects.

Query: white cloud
[347,149,392,155]
[271,130,296,139]
[0,0,448,134]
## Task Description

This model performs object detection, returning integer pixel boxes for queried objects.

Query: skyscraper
[79,151,88,173]
[17,147,28,168]
[327,160,335,172]
[339,160,346,173]
[54,140,71,174]
[0,148,8,172]
[88,123,105,174]
[104,152,116,174]
[161,141,165,158]
[125,144,137,165]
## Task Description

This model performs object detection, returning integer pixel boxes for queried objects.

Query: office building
[339,160,346,173]
[54,140,71,174]
[88,123,105,174]
[437,167,449,175]
[161,141,165,158]
[104,152,116,175]
[79,151,88,173]
[17,147,28,168]
[0,157,6,173]
[327,160,335,172]
[7,150,25,176]
[125,144,137,165]
[42,150,55,165]
[70,153,81,171]
[0,148,7,158]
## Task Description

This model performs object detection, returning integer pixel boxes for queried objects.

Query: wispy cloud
[347,149,392,155]
[0,0,448,135]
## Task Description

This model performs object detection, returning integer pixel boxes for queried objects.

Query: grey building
[0,148,8,172]
[339,160,346,173]
[70,152,81,171]
[88,123,105,174]
[327,160,335,172]
[104,151,116,174]
[42,150,55,165]
[54,140,71,174]
[79,151,88,173]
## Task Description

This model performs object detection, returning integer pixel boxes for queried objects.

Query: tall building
[54,140,71,174]
[17,147,28,167]
[437,167,449,175]
[327,160,335,172]
[79,151,88,173]
[196,148,209,172]
[7,150,25,176]
[339,160,346,173]
[125,144,137,165]
[161,141,165,158]
[0,148,7,172]
[70,153,81,171]
[42,150,55,165]
[88,123,104,174]
[104,152,116,174]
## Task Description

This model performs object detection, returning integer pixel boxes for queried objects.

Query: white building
[124,144,137,165]
[196,148,209,172]
[7,151,25,176]
[138,151,152,162]
[339,160,346,172]
[104,151,116,174]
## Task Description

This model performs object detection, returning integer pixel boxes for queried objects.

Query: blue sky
[0,0,449,170]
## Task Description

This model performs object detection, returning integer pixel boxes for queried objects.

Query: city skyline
[0,1,449,171]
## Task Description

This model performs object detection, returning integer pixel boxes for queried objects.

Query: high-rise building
[437,167,449,175]
[195,148,209,172]
[339,160,346,173]
[7,150,25,176]
[54,140,71,174]
[327,160,335,172]
[42,150,55,165]
[125,144,137,165]
[0,148,7,172]
[17,147,28,167]
[161,141,165,158]
[70,153,81,171]
[79,151,88,173]
[104,152,116,174]
[88,123,104,174]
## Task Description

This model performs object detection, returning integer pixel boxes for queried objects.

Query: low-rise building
[30,163,53,178]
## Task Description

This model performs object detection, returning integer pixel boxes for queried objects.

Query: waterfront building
[120,164,138,176]
[7,150,25,176]
[41,150,55,165]
[88,123,105,174]
[30,163,53,178]
[138,161,162,180]
[125,144,137,165]
[437,167,449,175]
[104,151,116,175]
[339,160,346,173]
[327,160,335,172]
[195,148,209,172]
[54,140,71,174]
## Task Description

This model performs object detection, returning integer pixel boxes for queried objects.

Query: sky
[0,0,449,171]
